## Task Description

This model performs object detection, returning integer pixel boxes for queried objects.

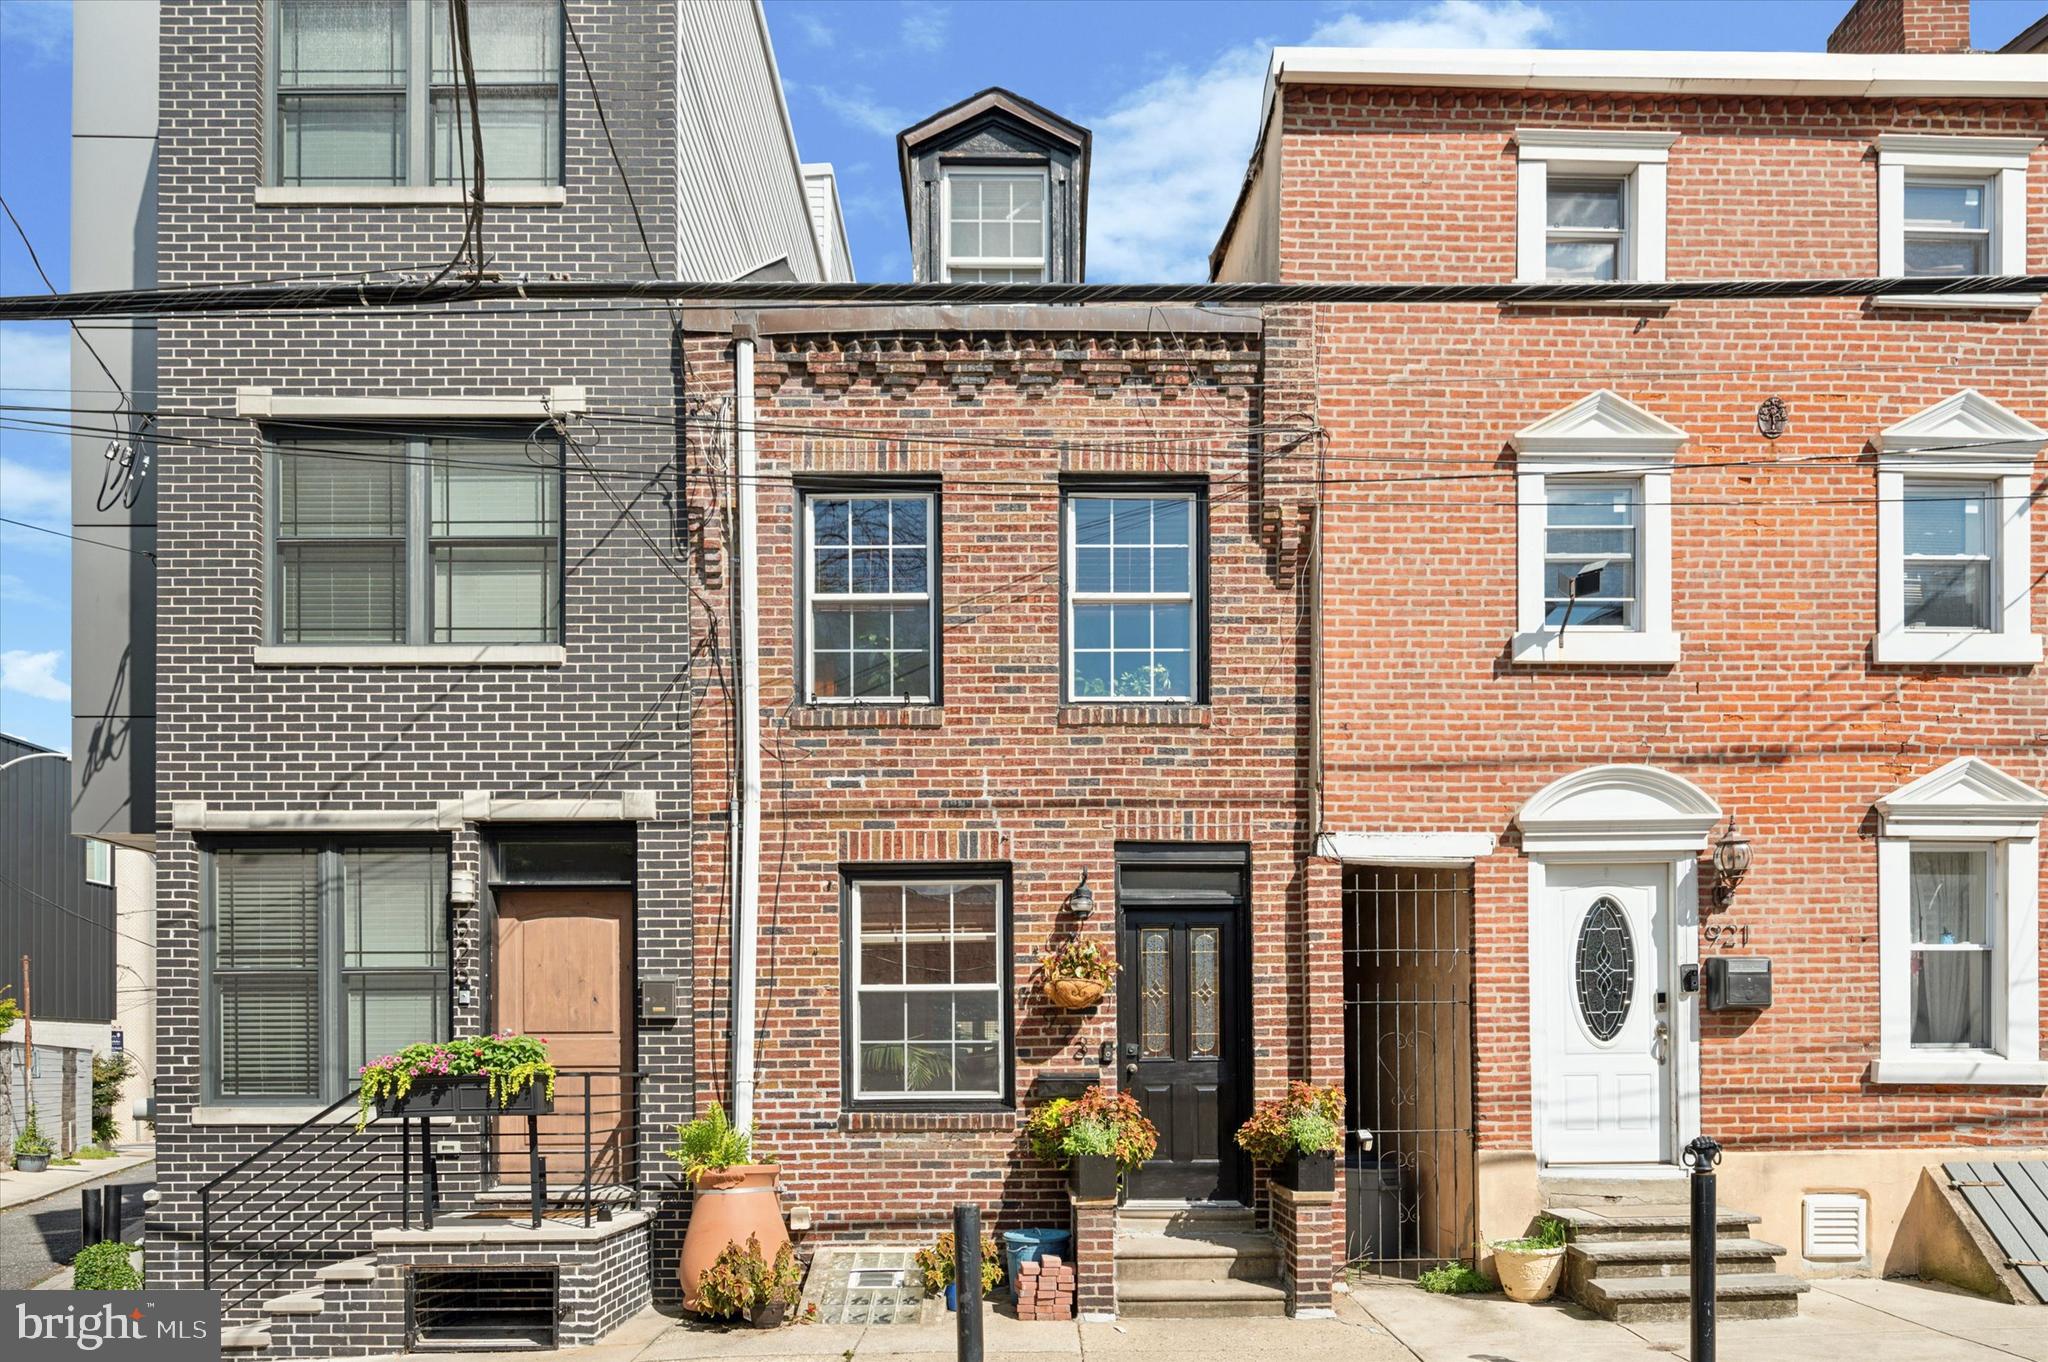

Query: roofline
[681,302,1261,338]
[895,87,1093,276]
[0,730,62,755]
[746,0,828,281]
[2001,13,2048,53]
[800,163,855,282]
[1213,45,2048,277]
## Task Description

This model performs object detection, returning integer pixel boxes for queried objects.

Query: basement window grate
[410,1267,558,1350]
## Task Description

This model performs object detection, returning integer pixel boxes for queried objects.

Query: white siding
[802,164,857,282]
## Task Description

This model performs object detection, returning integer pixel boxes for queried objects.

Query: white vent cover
[1803,1193,1868,1261]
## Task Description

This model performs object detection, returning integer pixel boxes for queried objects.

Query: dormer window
[941,169,1047,283]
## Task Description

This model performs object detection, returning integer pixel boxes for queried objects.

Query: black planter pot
[1276,1149,1335,1193]
[1070,1153,1118,1201]
[376,1075,552,1120]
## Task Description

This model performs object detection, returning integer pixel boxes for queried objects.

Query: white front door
[1541,862,1672,1164]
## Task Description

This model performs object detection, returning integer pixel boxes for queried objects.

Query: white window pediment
[1875,756,2048,839]
[1872,391,2045,667]
[1512,392,1684,665]
[1517,764,1721,855]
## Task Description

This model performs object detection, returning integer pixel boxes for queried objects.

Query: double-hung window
[207,843,449,1105]
[1873,390,2045,666]
[1902,179,1993,278]
[272,0,563,189]
[803,491,936,703]
[271,428,563,648]
[941,170,1048,283]
[1515,130,1674,286]
[1874,135,2036,310]
[1542,480,1638,629]
[847,874,1007,1106]
[1544,179,1629,282]
[1874,758,2048,1086]
[1064,490,1201,703]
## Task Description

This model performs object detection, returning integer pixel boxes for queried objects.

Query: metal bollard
[103,1183,126,1245]
[954,1204,983,1362]
[1682,1136,1723,1362]
[81,1187,104,1247]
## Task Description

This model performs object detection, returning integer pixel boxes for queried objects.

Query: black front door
[1119,907,1243,1201]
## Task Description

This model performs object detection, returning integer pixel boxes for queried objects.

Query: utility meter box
[1703,956,1772,1011]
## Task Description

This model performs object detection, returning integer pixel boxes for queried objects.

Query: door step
[1548,1204,1759,1243]
[1116,1205,1283,1315]
[1117,1203,1255,1233]
[1550,1204,1806,1322]
[1575,1272,1810,1324]
[1116,1278,1290,1319]
[1114,1230,1280,1282]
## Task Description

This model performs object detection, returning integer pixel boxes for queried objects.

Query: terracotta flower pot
[1044,978,1106,1009]
[1492,1243,1566,1303]
[679,1164,790,1311]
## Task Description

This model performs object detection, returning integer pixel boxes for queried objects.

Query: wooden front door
[494,889,633,1185]
[1119,907,1244,1202]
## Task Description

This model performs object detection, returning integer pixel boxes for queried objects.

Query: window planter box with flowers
[1038,937,1117,1010]
[354,1033,557,1131]
[1236,1081,1344,1193]
[1027,1083,1159,1200]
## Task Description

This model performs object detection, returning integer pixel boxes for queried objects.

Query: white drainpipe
[731,330,762,1132]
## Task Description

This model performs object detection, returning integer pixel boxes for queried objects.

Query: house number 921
[1702,923,1749,948]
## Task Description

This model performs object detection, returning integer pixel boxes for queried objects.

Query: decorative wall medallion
[1575,896,1634,1042]
[1756,396,1788,440]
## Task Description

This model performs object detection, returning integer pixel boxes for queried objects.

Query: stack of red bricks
[1013,1255,1075,1321]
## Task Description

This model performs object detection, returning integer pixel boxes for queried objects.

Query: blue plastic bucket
[1002,1228,1074,1289]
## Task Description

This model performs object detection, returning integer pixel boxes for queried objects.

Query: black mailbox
[640,976,681,1019]
[1703,956,1772,1011]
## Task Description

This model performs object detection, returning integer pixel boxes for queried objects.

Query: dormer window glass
[942,170,1047,283]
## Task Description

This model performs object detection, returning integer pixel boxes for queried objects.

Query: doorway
[1115,846,1250,1203]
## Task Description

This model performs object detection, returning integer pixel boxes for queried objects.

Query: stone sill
[254,186,566,208]
[839,1109,1016,1133]
[1869,293,2038,313]
[1058,703,1213,728]
[1869,1057,2048,1087]
[190,1104,352,1127]
[788,704,944,729]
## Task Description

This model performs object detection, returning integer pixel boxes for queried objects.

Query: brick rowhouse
[1215,0,2048,1294]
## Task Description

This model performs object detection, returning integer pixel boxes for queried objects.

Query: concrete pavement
[0,1153,152,1290]
[1,1146,153,1210]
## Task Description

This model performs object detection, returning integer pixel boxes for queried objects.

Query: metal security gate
[1343,864,1476,1277]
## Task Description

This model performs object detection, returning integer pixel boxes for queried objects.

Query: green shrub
[92,1054,136,1146]
[71,1146,120,1160]
[1283,1110,1342,1155]
[74,1242,142,1290]
[1417,1262,1493,1295]
[14,1111,54,1159]
[666,1102,768,1184]
[1488,1215,1568,1253]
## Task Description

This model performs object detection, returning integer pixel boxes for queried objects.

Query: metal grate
[410,1267,557,1350]
[1343,864,1477,1278]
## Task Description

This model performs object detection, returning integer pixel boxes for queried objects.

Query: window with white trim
[1874,135,2037,310]
[847,876,1006,1105]
[802,491,935,704]
[1873,390,2046,666]
[1874,758,2048,1086]
[1542,479,1639,629]
[941,170,1047,283]
[1064,491,1201,702]
[84,839,114,887]
[271,0,563,189]
[1515,130,1675,285]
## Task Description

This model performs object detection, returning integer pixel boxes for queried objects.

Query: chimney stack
[1827,0,1974,54]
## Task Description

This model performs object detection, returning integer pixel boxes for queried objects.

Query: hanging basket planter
[1043,977,1107,1010]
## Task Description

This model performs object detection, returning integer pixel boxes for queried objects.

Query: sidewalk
[0,1146,154,1211]
[353,1277,2045,1362]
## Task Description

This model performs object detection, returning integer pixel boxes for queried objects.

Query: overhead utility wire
[7,272,2047,322]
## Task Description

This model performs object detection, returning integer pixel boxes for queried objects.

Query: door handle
[1652,1019,1669,1061]
[1125,1062,1137,1080]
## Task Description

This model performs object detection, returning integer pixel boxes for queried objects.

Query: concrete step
[1540,1173,1691,1208]
[219,1327,272,1351]
[1117,1203,1256,1234]
[314,1256,380,1285]
[1568,1236,1786,1281]
[1576,1272,1810,1325]
[1549,1204,1760,1244]
[259,1290,325,1317]
[1115,1231,1280,1282]
[1115,1277,1290,1319]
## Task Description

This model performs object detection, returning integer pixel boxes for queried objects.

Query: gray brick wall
[146,0,694,1327]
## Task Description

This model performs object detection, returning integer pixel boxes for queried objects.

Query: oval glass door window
[1575,896,1634,1042]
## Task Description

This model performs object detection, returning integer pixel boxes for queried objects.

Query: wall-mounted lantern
[1064,870,1096,919]
[1712,815,1752,906]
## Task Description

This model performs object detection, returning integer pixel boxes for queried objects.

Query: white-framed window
[1873,758,2048,1086]
[1873,390,2047,666]
[1510,390,1684,664]
[84,839,114,887]
[801,490,936,704]
[1515,129,1676,285]
[1063,490,1201,702]
[940,168,1047,283]
[847,876,1007,1106]
[270,0,563,189]
[1874,135,2037,311]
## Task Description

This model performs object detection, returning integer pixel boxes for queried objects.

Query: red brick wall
[1272,86,2048,1154]
[1827,0,1974,55]
[684,325,1315,1240]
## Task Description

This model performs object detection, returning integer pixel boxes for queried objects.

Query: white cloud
[0,574,53,606]
[790,12,835,48]
[0,0,68,67]
[899,2,949,53]
[1084,1,1558,282]
[1,649,70,703]
[0,325,72,394]
[0,457,68,524]
[809,85,909,138]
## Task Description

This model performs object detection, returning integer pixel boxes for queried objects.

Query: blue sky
[1,0,2042,749]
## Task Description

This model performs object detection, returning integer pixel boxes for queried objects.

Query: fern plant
[666,1101,770,1183]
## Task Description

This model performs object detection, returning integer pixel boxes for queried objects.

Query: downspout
[731,326,762,1131]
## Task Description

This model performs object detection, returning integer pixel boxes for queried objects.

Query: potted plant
[1235,1081,1344,1192]
[1026,1084,1159,1199]
[914,1227,1002,1311]
[670,1102,787,1312]
[1037,937,1116,1010]
[1488,1216,1569,1303]
[13,1110,53,1172]
[689,1234,805,1326]
[353,1033,556,1130]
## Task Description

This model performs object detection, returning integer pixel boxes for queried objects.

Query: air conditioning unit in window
[1803,1192,1868,1262]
